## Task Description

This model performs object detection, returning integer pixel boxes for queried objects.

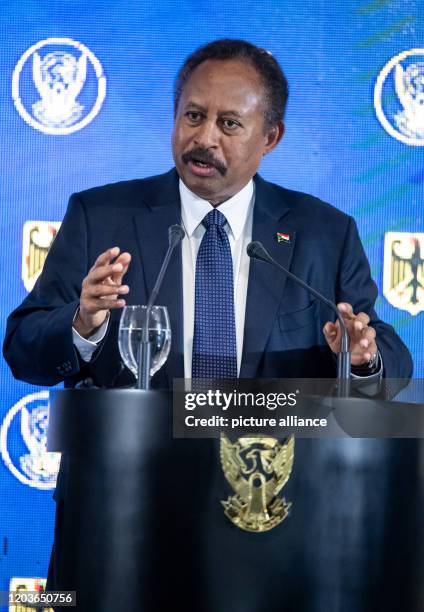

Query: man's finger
[323,321,337,337]
[92,247,120,269]
[359,326,377,348]
[115,252,131,265]
[88,284,129,298]
[87,263,124,284]
[351,317,371,338]
[352,312,370,329]
[364,326,376,340]
[84,298,126,313]
[112,252,131,284]
[323,320,342,353]
[336,302,354,317]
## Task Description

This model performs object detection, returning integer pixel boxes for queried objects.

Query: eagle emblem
[374,48,424,146]
[393,60,424,141]
[22,221,61,292]
[383,232,424,316]
[32,50,87,129]
[220,434,295,532]
[12,38,106,135]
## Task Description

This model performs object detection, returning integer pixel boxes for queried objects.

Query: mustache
[181,147,227,176]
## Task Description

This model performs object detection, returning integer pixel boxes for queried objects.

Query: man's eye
[222,119,240,130]
[186,112,201,122]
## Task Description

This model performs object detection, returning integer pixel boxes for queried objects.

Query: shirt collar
[179,178,254,240]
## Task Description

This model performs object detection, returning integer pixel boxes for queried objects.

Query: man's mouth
[192,159,212,168]
[182,148,227,176]
[187,159,218,177]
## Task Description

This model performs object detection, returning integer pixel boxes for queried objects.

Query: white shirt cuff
[72,313,110,362]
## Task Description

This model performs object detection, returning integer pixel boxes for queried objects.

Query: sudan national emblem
[0,391,60,490]
[383,232,424,316]
[12,37,106,135]
[374,48,424,146]
[22,221,61,292]
[220,434,294,532]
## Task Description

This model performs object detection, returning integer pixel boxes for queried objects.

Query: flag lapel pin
[275,232,291,244]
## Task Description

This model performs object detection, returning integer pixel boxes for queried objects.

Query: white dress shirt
[73,179,255,378]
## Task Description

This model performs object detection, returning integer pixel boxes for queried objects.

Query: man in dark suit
[3,39,412,386]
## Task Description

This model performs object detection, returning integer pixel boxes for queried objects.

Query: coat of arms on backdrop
[383,232,424,316]
[22,221,61,292]
[12,37,106,135]
[374,48,424,146]
[0,391,60,490]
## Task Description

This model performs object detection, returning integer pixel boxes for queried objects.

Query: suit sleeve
[3,194,90,386]
[336,216,413,379]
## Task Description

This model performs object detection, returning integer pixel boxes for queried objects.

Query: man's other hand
[74,247,131,338]
[323,302,378,366]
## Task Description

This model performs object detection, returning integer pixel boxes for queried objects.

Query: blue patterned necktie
[192,209,237,379]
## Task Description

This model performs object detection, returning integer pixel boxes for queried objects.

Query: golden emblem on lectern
[220,434,294,532]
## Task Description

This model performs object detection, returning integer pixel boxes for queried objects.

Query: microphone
[168,224,186,246]
[147,225,185,312]
[247,241,351,396]
[137,225,185,389]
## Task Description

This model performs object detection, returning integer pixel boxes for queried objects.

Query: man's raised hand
[323,302,378,367]
[74,247,131,338]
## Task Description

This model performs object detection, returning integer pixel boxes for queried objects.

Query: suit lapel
[240,175,296,378]
[133,169,185,383]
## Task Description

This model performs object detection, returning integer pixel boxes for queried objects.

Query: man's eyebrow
[219,110,243,118]
[184,102,207,112]
[183,102,243,118]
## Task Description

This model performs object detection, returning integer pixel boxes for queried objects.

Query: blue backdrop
[0,0,423,604]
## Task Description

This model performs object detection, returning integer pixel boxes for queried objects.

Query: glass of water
[118,305,171,380]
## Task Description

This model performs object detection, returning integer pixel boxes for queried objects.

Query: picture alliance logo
[12,37,106,135]
[375,48,424,146]
[0,391,60,489]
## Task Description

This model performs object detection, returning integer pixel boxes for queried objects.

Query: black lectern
[47,389,218,612]
[47,389,422,612]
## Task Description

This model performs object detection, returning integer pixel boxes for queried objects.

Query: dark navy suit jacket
[3,168,412,387]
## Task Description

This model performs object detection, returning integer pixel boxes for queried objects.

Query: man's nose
[193,120,219,149]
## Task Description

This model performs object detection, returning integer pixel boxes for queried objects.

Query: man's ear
[264,121,285,155]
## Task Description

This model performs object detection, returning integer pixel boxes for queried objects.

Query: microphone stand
[137,225,185,390]
[247,241,351,398]
[138,325,152,391]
